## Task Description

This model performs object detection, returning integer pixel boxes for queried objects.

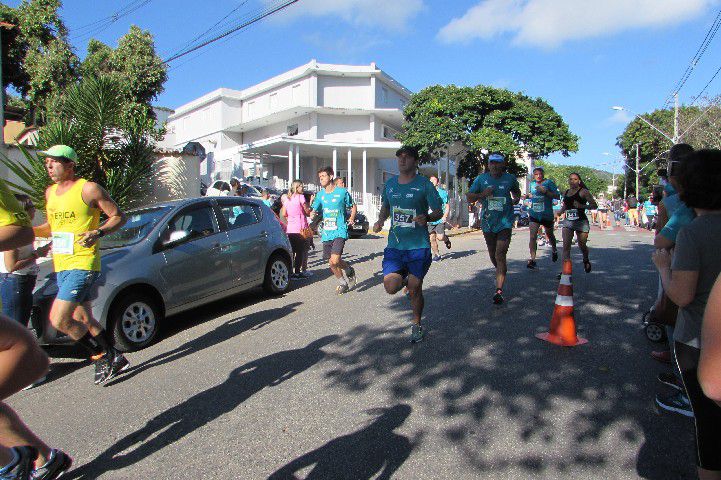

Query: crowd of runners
[0,142,719,479]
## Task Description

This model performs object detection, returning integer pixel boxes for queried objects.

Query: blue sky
[12,0,721,172]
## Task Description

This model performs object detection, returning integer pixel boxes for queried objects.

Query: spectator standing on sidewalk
[627,194,639,227]
[281,180,312,279]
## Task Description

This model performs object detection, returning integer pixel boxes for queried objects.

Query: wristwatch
[96,229,105,237]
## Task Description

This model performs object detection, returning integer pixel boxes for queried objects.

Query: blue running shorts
[382,248,432,280]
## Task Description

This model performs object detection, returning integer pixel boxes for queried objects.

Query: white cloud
[607,109,633,124]
[267,0,425,30]
[438,0,716,48]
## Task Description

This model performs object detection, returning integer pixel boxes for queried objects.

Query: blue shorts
[382,248,432,280]
[56,270,100,303]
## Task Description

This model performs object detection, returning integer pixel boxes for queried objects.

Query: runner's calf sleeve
[92,330,115,353]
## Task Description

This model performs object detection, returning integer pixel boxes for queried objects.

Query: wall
[171,100,224,145]
[242,114,313,145]
[244,78,310,122]
[375,79,409,110]
[317,115,370,142]
[318,76,371,109]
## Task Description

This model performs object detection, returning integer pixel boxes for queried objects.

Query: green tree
[0,0,78,124]
[1,76,157,211]
[535,160,610,197]
[398,85,578,179]
[79,25,168,124]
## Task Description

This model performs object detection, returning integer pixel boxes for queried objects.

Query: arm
[511,184,521,205]
[700,274,721,404]
[654,233,675,250]
[657,265,698,307]
[33,187,52,238]
[78,182,127,247]
[655,201,668,233]
[580,189,598,210]
[653,232,699,307]
[347,203,357,225]
[373,204,390,233]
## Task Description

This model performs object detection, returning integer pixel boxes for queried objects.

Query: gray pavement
[9,226,696,479]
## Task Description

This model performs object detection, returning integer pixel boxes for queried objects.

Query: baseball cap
[38,145,78,162]
[488,153,505,163]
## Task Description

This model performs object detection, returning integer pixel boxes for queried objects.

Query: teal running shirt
[382,175,442,250]
[311,187,354,242]
[469,172,520,233]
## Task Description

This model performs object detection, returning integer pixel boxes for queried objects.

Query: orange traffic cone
[536,259,588,346]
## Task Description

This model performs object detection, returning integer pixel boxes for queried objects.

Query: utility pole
[635,143,640,197]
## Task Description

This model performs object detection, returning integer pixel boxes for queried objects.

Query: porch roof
[239,135,402,159]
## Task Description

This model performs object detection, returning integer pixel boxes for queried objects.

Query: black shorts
[530,217,554,230]
[427,223,445,236]
[322,238,346,260]
[675,342,721,470]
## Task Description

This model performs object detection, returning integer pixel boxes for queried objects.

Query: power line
[164,0,300,64]
[689,62,721,106]
[662,8,721,107]
[69,0,154,42]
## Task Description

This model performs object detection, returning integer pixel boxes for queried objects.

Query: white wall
[317,115,370,142]
[318,76,371,109]
[244,78,310,122]
[375,79,409,110]
[172,100,223,145]
[242,114,313,145]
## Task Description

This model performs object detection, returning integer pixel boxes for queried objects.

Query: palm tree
[0,75,157,211]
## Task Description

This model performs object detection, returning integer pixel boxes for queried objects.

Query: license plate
[353,224,364,230]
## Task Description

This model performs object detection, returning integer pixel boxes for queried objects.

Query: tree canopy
[398,85,578,178]
[616,100,721,197]
[535,160,612,197]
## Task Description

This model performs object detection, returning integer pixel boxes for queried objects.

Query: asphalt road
[9,226,696,479]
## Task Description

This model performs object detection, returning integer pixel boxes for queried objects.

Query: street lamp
[611,106,676,144]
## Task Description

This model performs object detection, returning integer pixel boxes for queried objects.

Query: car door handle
[260,231,268,238]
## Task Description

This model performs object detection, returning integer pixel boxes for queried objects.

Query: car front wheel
[110,293,162,352]
[263,253,291,295]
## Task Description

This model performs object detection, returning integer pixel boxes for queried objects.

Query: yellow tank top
[0,178,30,227]
[47,179,101,272]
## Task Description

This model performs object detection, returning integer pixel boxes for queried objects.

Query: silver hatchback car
[31,196,292,351]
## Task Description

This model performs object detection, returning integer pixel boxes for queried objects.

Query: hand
[652,249,672,270]
[36,243,52,257]
[77,230,101,248]
[413,214,428,227]
[372,221,383,233]
[347,217,356,226]
[482,186,495,198]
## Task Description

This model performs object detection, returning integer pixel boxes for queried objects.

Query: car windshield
[101,207,171,249]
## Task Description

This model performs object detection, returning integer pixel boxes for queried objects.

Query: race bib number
[323,217,338,231]
[392,207,416,228]
[532,201,545,213]
[566,209,579,221]
[488,197,506,212]
[52,231,74,255]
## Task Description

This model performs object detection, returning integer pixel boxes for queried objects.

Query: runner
[33,145,129,385]
[525,166,560,269]
[372,146,442,343]
[560,172,598,273]
[310,166,357,295]
[0,178,72,480]
[466,153,521,304]
[427,175,451,261]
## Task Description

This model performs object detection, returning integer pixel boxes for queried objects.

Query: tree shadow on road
[322,242,695,478]
[67,335,339,480]
[267,404,419,480]
[104,302,303,386]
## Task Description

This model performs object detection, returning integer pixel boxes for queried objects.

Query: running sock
[92,330,115,355]
[77,332,104,356]
[337,276,348,286]
[0,448,19,473]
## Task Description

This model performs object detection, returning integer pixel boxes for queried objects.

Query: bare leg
[576,231,590,262]
[529,222,540,261]
[383,273,404,295]
[494,232,511,290]
[328,255,345,280]
[49,299,102,341]
[406,275,424,325]
[429,232,439,257]
[545,225,558,253]
[562,227,574,262]
[483,232,498,268]
[698,468,721,480]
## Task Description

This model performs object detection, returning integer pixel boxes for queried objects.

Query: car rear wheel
[263,253,291,295]
[110,293,162,352]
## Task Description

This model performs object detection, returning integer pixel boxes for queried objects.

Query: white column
[332,148,338,177]
[347,148,352,191]
[288,146,294,184]
[295,146,300,182]
[362,149,368,207]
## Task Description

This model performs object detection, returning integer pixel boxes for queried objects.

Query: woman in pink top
[281,180,311,278]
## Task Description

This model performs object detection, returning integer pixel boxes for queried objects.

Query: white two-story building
[162,60,430,218]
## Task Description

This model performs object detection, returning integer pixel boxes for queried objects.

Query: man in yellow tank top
[33,145,128,385]
[0,176,74,477]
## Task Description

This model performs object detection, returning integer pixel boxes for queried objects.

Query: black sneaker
[31,449,72,480]
[655,391,693,417]
[552,250,558,262]
[336,284,349,295]
[1,446,38,480]
[657,372,683,392]
[93,354,111,385]
[493,289,504,305]
[345,267,357,289]
[105,353,130,382]
[527,260,537,269]
[444,238,452,249]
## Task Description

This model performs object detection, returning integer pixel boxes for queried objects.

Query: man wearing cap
[373,146,442,343]
[34,145,129,385]
[467,153,521,304]
[525,166,560,269]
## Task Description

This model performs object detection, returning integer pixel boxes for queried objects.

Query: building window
[382,125,398,140]
[269,92,278,111]
[291,84,301,104]
[287,124,299,136]
[247,101,255,118]
[381,87,389,105]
